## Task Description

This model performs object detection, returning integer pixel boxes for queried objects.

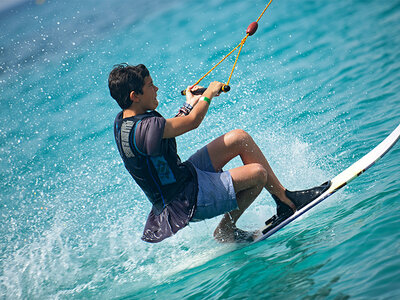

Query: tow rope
[181,0,274,95]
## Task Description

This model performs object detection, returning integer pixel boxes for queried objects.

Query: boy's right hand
[203,81,225,99]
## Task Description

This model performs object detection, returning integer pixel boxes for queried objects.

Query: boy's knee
[253,163,268,185]
[232,129,250,138]
[227,129,252,145]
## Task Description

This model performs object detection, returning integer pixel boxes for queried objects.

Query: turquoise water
[1,0,399,298]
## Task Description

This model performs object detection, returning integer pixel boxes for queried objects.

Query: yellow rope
[190,0,273,89]
[256,0,273,22]
[227,34,249,85]
[190,42,242,88]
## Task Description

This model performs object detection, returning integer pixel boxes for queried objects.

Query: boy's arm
[163,81,223,139]
[175,103,194,118]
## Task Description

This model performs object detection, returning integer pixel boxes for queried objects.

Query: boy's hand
[203,81,224,99]
[185,86,202,107]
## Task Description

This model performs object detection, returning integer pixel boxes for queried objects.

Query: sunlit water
[1,0,399,299]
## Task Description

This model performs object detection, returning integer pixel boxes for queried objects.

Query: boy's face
[137,75,159,110]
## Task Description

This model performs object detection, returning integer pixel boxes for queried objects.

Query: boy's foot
[285,181,331,210]
[214,226,256,243]
[272,181,331,219]
[272,194,294,219]
[233,227,256,243]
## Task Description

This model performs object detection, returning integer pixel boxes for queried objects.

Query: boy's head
[108,63,150,109]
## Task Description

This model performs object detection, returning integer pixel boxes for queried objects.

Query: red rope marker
[246,22,259,36]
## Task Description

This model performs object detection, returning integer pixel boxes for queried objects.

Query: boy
[109,63,323,243]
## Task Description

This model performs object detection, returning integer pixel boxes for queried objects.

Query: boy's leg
[206,129,295,210]
[206,129,297,242]
[213,163,266,242]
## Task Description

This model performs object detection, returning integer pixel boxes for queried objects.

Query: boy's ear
[130,91,139,102]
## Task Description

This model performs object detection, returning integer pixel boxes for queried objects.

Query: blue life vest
[113,111,197,215]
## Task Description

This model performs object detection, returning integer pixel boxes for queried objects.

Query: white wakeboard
[254,123,400,243]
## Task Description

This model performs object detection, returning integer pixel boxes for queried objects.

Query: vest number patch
[150,156,176,185]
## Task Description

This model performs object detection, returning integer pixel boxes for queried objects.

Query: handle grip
[181,85,231,96]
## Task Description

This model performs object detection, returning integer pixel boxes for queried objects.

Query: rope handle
[180,85,231,96]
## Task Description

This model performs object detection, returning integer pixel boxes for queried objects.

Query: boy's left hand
[185,86,203,107]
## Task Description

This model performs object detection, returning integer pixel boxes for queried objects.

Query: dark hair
[108,63,150,109]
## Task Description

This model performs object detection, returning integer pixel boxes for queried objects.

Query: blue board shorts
[187,146,238,221]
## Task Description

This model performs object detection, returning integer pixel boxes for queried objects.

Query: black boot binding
[285,181,331,210]
[270,181,331,223]
[272,194,294,220]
